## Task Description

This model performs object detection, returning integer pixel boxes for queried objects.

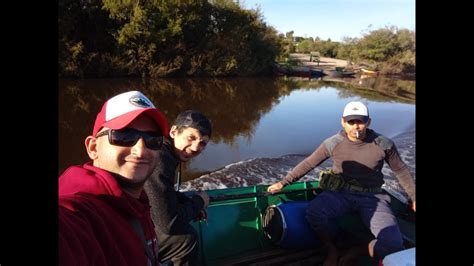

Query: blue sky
[241,0,415,42]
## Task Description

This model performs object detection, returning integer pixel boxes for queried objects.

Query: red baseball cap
[92,91,169,137]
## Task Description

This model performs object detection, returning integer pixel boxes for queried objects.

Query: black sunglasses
[346,119,368,125]
[95,128,163,150]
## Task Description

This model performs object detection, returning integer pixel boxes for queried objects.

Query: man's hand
[197,209,208,221]
[195,191,209,208]
[267,182,284,193]
[412,201,416,212]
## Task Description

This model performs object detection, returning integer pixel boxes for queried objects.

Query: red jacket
[59,162,158,266]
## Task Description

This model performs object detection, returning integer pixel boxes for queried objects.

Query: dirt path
[289,53,348,70]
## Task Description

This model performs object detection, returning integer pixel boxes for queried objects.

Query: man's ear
[340,118,345,128]
[169,125,178,139]
[85,136,98,160]
[366,118,371,127]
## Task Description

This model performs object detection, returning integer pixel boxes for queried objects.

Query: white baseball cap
[342,101,369,123]
[92,91,169,136]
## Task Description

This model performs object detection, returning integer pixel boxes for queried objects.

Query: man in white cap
[59,91,169,266]
[267,101,416,266]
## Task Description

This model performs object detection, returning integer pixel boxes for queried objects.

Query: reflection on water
[59,76,415,195]
[60,77,291,175]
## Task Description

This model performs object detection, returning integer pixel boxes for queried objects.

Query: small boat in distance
[327,67,356,78]
[360,68,379,75]
[272,62,326,78]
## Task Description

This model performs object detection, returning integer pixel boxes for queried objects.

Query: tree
[59,0,283,77]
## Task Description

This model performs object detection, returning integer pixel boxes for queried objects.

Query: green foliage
[288,25,415,75]
[60,41,85,77]
[358,26,399,61]
[59,0,119,77]
[59,0,414,77]
[319,40,339,58]
[296,40,312,53]
[361,26,415,74]
[336,37,358,61]
[58,0,283,78]
[281,31,295,55]
[337,26,415,74]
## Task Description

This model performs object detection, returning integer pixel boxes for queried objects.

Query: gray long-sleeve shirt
[281,129,415,201]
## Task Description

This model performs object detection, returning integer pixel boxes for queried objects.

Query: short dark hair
[173,110,212,138]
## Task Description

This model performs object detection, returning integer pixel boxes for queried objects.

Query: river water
[59,75,415,202]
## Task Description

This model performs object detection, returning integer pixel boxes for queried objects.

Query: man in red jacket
[59,90,169,266]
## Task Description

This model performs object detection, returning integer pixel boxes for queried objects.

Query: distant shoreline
[288,53,348,70]
[289,53,415,79]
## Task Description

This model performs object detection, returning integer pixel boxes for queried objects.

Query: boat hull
[185,181,415,265]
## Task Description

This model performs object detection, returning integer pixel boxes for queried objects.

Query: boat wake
[181,130,416,203]
[180,155,332,191]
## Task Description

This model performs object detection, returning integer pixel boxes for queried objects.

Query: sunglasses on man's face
[95,128,163,150]
[346,119,368,125]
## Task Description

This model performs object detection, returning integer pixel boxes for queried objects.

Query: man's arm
[144,175,204,235]
[268,135,340,193]
[59,196,109,266]
[281,143,330,185]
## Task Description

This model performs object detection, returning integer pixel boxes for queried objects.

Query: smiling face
[85,115,161,183]
[170,126,210,162]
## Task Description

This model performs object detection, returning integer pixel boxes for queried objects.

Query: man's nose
[131,137,147,156]
[189,141,200,152]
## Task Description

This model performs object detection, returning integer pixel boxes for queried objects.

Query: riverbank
[288,53,348,70]
[288,53,415,79]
